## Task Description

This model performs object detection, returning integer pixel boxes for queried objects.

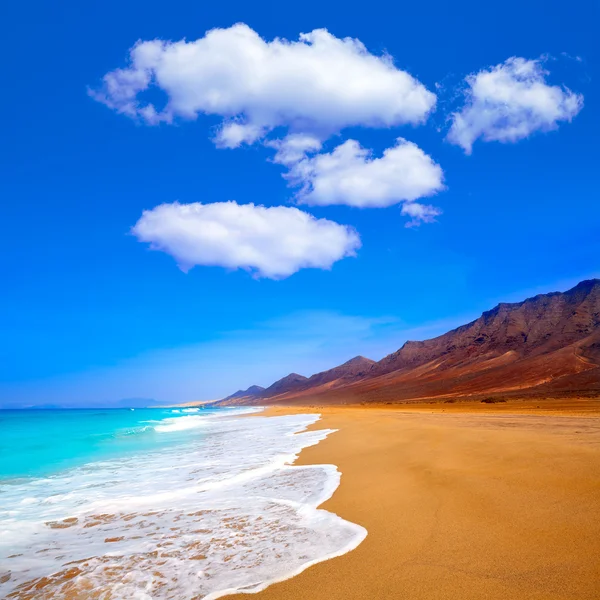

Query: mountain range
[218,279,600,405]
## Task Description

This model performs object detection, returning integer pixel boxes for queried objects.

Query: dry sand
[228,402,600,600]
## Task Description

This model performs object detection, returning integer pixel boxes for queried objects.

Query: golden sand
[228,403,600,600]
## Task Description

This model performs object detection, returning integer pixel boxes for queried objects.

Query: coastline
[228,403,600,600]
[0,409,365,600]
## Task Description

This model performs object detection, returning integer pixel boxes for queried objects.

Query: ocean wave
[116,425,155,437]
[153,415,209,433]
[0,412,366,600]
[153,407,263,433]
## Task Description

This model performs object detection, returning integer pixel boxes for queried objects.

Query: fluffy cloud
[268,133,323,166]
[131,201,361,279]
[401,202,442,227]
[91,24,436,147]
[278,137,444,215]
[447,56,583,154]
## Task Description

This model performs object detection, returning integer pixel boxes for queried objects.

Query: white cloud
[279,137,444,213]
[91,23,436,147]
[401,202,442,227]
[215,122,267,148]
[131,201,360,279]
[268,133,323,166]
[447,56,584,154]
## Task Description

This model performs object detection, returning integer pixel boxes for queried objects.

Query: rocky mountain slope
[223,385,265,401]
[221,280,600,405]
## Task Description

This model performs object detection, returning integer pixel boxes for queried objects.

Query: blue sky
[1,0,598,407]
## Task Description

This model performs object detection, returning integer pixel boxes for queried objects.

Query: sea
[0,406,366,599]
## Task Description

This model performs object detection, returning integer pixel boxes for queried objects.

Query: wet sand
[228,402,600,600]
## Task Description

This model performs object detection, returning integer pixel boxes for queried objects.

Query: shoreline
[254,395,600,416]
[228,404,600,600]
[1,409,365,600]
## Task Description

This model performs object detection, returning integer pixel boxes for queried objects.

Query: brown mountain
[257,357,376,398]
[261,373,309,397]
[373,279,600,376]
[218,357,376,406]
[300,356,376,390]
[224,385,265,401]
[222,280,600,405]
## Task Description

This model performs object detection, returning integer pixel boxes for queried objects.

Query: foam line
[0,410,366,599]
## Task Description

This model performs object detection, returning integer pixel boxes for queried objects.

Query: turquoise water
[0,407,221,479]
[0,407,366,599]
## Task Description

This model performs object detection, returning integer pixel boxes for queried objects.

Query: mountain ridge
[219,280,600,405]
[224,385,265,401]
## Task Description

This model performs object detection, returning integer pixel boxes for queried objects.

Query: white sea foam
[153,415,210,432]
[153,407,262,433]
[0,411,366,599]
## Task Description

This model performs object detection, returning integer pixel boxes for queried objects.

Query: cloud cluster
[447,56,584,154]
[91,24,436,147]
[131,201,361,279]
[275,137,443,218]
[92,27,585,278]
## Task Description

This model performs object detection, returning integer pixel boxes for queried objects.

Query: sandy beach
[228,402,600,600]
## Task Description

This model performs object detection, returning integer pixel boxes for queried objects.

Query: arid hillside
[221,280,600,405]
